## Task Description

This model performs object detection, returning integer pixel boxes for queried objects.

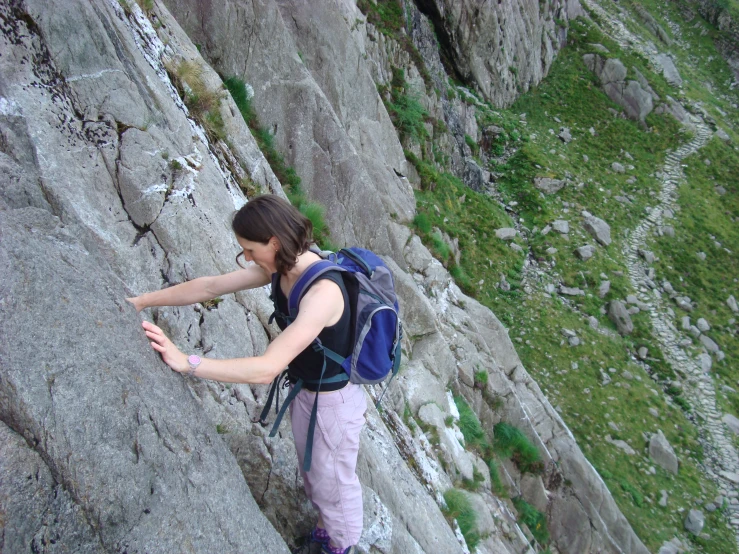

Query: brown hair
[232,194,313,274]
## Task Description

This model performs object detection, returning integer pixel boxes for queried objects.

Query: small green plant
[487,457,507,496]
[473,369,488,388]
[454,396,493,459]
[413,212,432,234]
[170,159,183,171]
[442,488,480,550]
[465,134,480,157]
[216,423,228,434]
[385,68,429,144]
[201,297,223,310]
[444,415,455,427]
[493,422,543,474]
[620,479,644,507]
[512,496,549,545]
[167,60,226,141]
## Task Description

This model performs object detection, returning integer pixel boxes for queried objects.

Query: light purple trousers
[290,383,367,549]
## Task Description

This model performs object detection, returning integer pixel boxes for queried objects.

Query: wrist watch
[187,355,202,377]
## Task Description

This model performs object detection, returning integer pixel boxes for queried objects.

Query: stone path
[623,119,739,545]
[581,0,739,544]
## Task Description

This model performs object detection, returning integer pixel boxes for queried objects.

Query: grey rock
[608,301,634,335]
[612,162,626,173]
[649,431,678,475]
[496,228,517,241]
[638,347,648,359]
[0,421,102,553]
[656,53,683,86]
[699,334,720,353]
[510,243,524,253]
[582,214,612,246]
[552,220,570,234]
[559,127,572,143]
[697,353,712,372]
[716,128,731,142]
[588,316,599,329]
[684,509,704,535]
[598,280,611,298]
[681,316,691,330]
[649,408,659,417]
[659,490,668,508]
[697,251,707,261]
[623,371,634,381]
[675,296,694,312]
[560,286,585,296]
[0,209,289,553]
[575,245,596,260]
[662,225,675,237]
[606,435,636,455]
[638,249,655,264]
[722,414,739,435]
[534,177,566,194]
[716,185,727,195]
[696,318,710,332]
[727,295,739,313]
[589,43,610,53]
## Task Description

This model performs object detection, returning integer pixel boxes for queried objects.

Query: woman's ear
[270,237,280,252]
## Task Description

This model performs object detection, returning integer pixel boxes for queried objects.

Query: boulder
[598,280,611,298]
[582,214,612,246]
[534,177,566,194]
[716,128,731,142]
[496,228,518,241]
[656,53,683,86]
[558,127,572,143]
[684,509,704,535]
[560,286,585,296]
[608,301,634,335]
[649,431,678,474]
[612,162,626,173]
[552,220,570,234]
[728,295,739,313]
[603,80,654,121]
[575,245,596,260]
[699,334,720,353]
[722,414,739,435]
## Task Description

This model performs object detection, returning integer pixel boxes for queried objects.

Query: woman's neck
[281,249,321,290]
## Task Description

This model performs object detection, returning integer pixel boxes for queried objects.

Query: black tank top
[273,271,352,391]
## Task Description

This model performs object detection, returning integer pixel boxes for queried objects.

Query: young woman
[127,195,365,554]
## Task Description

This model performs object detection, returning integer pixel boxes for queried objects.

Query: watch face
[188,355,201,367]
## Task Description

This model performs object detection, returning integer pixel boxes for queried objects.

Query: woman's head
[232,194,313,274]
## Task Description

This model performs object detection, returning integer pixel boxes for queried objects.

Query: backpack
[258,247,402,471]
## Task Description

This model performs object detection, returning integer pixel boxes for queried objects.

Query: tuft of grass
[385,68,429,144]
[167,60,226,141]
[442,489,480,550]
[493,422,543,474]
[512,496,549,545]
[454,396,488,454]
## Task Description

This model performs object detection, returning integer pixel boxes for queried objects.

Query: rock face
[414,0,584,106]
[0,1,649,553]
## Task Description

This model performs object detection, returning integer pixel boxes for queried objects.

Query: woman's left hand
[142,321,188,373]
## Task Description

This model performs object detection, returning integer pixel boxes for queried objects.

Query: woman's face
[236,236,278,274]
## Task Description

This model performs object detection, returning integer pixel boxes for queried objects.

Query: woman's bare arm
[127,264,271,312]
[143,279,344,383]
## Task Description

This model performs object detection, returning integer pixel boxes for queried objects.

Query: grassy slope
[414,8,739,552]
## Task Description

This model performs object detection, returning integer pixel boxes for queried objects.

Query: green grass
[442,488,480,550]
[454,396,488,453]
[493,422,543,474]
[512,497,549,546]
[167,60,226,142]
[383,68,429,144]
